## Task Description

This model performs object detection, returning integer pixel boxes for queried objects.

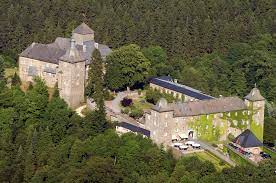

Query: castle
[145,76,265,145]
[19,23,111,108]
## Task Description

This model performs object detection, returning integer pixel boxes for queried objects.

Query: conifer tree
[87,48,105,111]
[52,83,60,98]
[11,72,21,86]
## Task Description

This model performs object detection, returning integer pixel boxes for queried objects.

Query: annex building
[19,23,112,108]
[145,76,265,146]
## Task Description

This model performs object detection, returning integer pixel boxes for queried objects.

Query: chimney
[70,38,76,49]
[174,79,178,83]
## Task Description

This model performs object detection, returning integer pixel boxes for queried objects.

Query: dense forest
[0,0,275,182]
[0,0,273,58]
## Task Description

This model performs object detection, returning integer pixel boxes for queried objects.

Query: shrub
[104,90,115,101]
[227,133,235,141]
[211,143,218,148]
[121,107,130,114]
[145,89,161,104]
[129,107,143,119]
[121,97,133,107]
[219,161,226,166]
[138,89,142,95]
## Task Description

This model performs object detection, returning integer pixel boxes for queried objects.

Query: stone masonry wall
[58,61,86,109]
[19,57,58,87]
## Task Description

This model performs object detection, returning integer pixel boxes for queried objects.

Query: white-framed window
[207,115,209,120]
[153,131,156,135]
[165,114,168,119]
[206,125,208,129]
[165,122,168,127]
[235,112,238,116]
[147,115,150,120]
[164,133,167,137]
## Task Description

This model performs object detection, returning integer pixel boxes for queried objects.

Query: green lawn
[187,151,231,171]
[133,95,153,110]
[4,67,17,78]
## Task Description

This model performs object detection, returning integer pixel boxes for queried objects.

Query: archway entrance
[188,131,194,139]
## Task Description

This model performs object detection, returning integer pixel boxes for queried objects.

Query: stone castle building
[145,76,265,146]
[19,23,111,108]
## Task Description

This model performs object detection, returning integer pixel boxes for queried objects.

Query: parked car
[229,143,238,149]
[260,152,271,159]
[239,149,245,154]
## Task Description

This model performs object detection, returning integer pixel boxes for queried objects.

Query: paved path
[111,92,128,114]
[193,139,236,167]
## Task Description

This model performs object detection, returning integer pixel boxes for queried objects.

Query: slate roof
[152,97,247,117]
[117,122,150,137]
[59,39,86,63]
[20,43,66,64]
[244,87,265,101]
[20,23,112,64]
[73,23,94,35]
[149,77,215,100]
[233,129,263,148]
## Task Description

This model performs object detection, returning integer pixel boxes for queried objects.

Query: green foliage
[188,114,227,142]
[129,107,143,119]
[145,89,177,105]
[0,57,5,81]
[86,49,105,107]
[105,44,150,90]
[142,46,168,77]
[227,133,235,141]
[11,72,21,86]
[264,116,276,144]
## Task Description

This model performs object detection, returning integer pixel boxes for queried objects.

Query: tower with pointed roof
[58,39,86,108]
[244,86,265,141]
[72,22,94,45]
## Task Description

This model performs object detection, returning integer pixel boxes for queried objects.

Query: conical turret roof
[59,39,86,63]
[73,23,94,35]
[244,87,265,101]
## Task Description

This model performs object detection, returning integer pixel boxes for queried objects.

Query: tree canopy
[105,44,150,90]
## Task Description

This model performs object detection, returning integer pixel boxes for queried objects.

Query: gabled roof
[117,122,150,137]
[152,97,247,116]
[73,23,94,35]
[233,129,263,148]
[244,87,265,101]
[149,77,214,100]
